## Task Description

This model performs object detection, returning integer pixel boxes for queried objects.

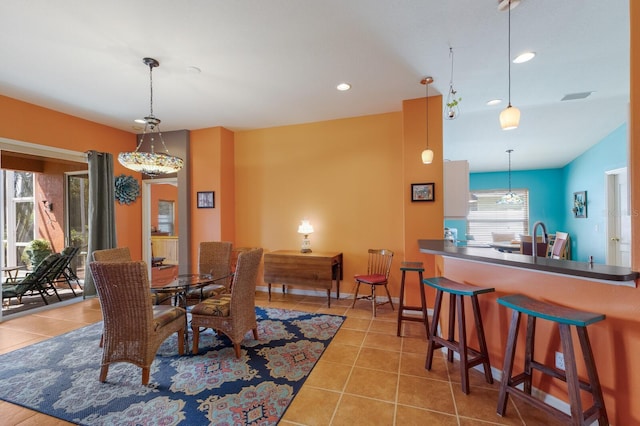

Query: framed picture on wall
[197,191,215,208]
[411,183,435,202]
[573,191,587,218]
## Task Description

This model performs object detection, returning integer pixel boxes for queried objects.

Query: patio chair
[60,246,82,292]
[191,248,263,357]
[89,260,186,385]
[2,254,62,306]
[45,247,81,297]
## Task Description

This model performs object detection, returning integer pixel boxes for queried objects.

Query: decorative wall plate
[115,174,141,205]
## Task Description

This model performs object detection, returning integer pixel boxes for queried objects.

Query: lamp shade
[500,105,521,130]
[421,149,434,164]
[297,220,314,235]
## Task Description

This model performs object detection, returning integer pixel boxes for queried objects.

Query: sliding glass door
[65,171,89,280]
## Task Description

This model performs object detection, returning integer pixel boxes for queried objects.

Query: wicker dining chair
[92,247,132,262]
[186,241,233,302]
[89,260,186,385]
[92,247,172,305]
[191,248,263,358]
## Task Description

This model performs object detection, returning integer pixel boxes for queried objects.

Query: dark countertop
[418,239,638,285]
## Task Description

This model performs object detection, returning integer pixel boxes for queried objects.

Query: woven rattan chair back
[89,260,185,385]
[92,247,132,262]
[198,241,232,287]
[191,248,263,357]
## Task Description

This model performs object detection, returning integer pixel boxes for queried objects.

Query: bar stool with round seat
[496,294,608,425]
[424,277,495,394]
[396,261,429,337]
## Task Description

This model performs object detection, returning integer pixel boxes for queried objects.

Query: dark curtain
[83,151,116,297]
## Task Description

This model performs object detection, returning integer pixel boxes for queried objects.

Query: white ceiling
[0,0,629,172]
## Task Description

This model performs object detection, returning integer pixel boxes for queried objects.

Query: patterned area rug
[0,307,345,425]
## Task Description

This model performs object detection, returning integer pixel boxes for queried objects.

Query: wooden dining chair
[351,249,394,317]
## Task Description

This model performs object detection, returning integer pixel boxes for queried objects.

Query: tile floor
[0,290,564,425]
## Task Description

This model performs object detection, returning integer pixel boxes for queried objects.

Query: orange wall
[150,183,178,235]
[0,95,143,259]
[234,113,415,295]
[402,95,445,305]
[189,126,235,270]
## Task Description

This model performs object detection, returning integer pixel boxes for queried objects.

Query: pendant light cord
[425,81,429,150]
[507,0,512,108]
[148,63,155,117]
[448,47,454,92]
[507,149,513,192]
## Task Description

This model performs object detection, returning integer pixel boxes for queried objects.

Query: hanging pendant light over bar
[421,76,434,164]
[499,0,521,130]
[118,57,184,177]
[498,149,523,204]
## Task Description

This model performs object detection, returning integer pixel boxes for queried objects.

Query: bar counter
[418,239,638,287]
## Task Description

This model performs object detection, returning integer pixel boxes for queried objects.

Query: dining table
[150,273,228,308]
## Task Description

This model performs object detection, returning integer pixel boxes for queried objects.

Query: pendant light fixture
[499,0,521,130]
[444,47,461,120]
[498,149,523,204]
[420,76,434,164]
[118,57,184,177]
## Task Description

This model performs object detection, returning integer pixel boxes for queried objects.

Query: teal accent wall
[563,124,627,262]
[465,123,627,262]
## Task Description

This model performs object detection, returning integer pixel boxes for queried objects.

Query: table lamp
[297,220,314,253]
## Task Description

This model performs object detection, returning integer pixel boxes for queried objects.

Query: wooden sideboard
[263,250,343,307]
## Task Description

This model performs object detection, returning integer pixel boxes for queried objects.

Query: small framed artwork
[197,191,215,208]
[412,183,435,202]
[572,191,587,218]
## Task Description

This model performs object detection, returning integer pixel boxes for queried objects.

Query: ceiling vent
[561,92,593,101]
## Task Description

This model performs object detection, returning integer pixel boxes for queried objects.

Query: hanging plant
[115,174,141,205]
[445,87,462,119]
[444,47,462,120]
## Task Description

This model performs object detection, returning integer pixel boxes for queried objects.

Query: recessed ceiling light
[336,83,351,91]
[186,66,201,74]
[513,52,536,64]
[487,99,502,106]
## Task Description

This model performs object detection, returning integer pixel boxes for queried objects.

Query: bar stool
[496,294,608,425]
[424,277,494,394]
[396,261,429,337]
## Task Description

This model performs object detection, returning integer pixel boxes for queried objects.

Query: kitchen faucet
[531,221,547,260]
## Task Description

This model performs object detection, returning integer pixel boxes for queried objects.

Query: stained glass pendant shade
[118,57,184,177]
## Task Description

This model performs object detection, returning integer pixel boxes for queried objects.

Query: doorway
[142,177,178,277]
[605,167,631,267]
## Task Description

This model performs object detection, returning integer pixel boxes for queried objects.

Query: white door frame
[142,177,178,277]
[605,167,630,266]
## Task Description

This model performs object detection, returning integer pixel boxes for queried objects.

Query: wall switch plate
[555,351,565,370]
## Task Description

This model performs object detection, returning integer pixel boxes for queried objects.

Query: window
[467,189,529,243]
[3,171,35,267]
[157,200,175,235]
